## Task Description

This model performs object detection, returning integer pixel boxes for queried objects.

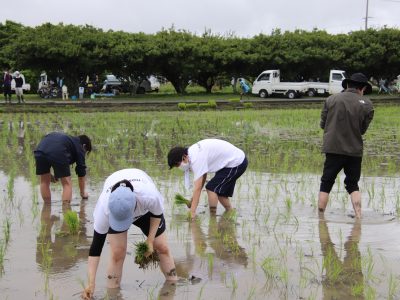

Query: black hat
[342,73,372,94]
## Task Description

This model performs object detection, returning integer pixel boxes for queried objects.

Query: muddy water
[0,109,399,299]
[0,169,399,300]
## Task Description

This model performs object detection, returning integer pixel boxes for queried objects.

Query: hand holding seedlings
[144,239,154,257]
[134,241,159,269]
[174,193,191,208]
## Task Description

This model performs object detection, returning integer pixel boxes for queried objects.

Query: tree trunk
[197,75,214,94]
[169,77,188,94]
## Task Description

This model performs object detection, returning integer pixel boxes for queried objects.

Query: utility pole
[365,0,369,30]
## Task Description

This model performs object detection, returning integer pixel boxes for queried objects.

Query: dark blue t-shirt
[34,132,87,177]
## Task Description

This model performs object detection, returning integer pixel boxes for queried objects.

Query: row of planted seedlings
[166,170,400,299]
[0,106,399,298]
[1,106,400,179]
[0,112,88,298]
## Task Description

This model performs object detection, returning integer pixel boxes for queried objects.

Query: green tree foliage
[2,20,400,94]
[0,20,25,69]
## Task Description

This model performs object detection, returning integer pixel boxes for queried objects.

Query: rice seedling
[64,210,80,235]
[285,197,292,211]
[231,273,238,292]
[3,218,11,246]
[40,240,52,292]
[134,241,159,269]
[388,273,398,300]
[196,283,206,300]
[261,257,277,280]
[322,247,343,283]
[7,167,15,202]
[222,209,237,222]
[364,285,376,300]
[362,247,376,283]
[0,242,5,275]
[207,253,214,276]
[351,283,364,297]
[245,286,256,300]
[174,193,191,207]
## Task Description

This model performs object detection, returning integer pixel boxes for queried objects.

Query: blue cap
[108,186,136,232]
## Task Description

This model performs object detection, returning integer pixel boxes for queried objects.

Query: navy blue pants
[206,157,248,197]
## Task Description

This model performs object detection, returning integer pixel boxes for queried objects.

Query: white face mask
[179,161,190,172]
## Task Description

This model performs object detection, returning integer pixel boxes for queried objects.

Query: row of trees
[1,20,400,94]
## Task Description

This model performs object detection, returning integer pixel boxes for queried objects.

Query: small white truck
[305,70,347,96]
[251,70,308,99]
[252,69,347,98]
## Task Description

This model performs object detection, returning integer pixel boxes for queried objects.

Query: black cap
[342,73,372,94]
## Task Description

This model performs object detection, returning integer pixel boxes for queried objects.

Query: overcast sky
[1,0,399,36]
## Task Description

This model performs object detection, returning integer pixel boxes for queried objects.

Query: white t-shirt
[93,169,164,234]
[188,139,245,181]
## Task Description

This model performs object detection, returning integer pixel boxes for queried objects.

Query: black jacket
[14,77,23,88]
[320,89,374,157]
[34,132,87,177]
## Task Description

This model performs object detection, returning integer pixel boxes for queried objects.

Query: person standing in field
[34,132,91,202]
[238,78,250,100]
[62,84,68,100]
[167,138,248,219]
[82,169,178,299]
[3,69,12,103]
[318,73,374,218]
[14,71,25,103]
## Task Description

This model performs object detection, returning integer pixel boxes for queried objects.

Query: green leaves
[1,20,400,94]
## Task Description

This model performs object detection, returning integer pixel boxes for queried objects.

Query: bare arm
[83,256,100,299]
[190,174,207,219]
[79,176,88,199]
[145,216,161,256]
[83,230,107,299]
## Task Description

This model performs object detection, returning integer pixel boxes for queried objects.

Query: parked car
[102,75,160,94]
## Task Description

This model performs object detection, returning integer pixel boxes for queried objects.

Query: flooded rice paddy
[0,108,399,299]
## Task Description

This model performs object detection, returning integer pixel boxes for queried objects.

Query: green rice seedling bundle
[64,210,80,235]
[174,194,191,207]
[134,241,159,270]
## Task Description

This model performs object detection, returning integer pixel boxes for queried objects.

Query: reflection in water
[36,200,90,273]
[207,212,248,267]
[17,120,25,155]
[100,281,177,300]
[176,211,248,278]
[319,215,364,300]
[157,281,177,300]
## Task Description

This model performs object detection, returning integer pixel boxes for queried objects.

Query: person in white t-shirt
[82,169,177,299]
[168,139,248,219]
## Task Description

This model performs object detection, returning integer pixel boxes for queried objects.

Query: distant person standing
[62,84,68,100]
[14,71,25,103]
[238,78,250,101]
[318,73,374,218]
[34,132,92,202]
[231,77,236,93]
[3,69,12,103]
